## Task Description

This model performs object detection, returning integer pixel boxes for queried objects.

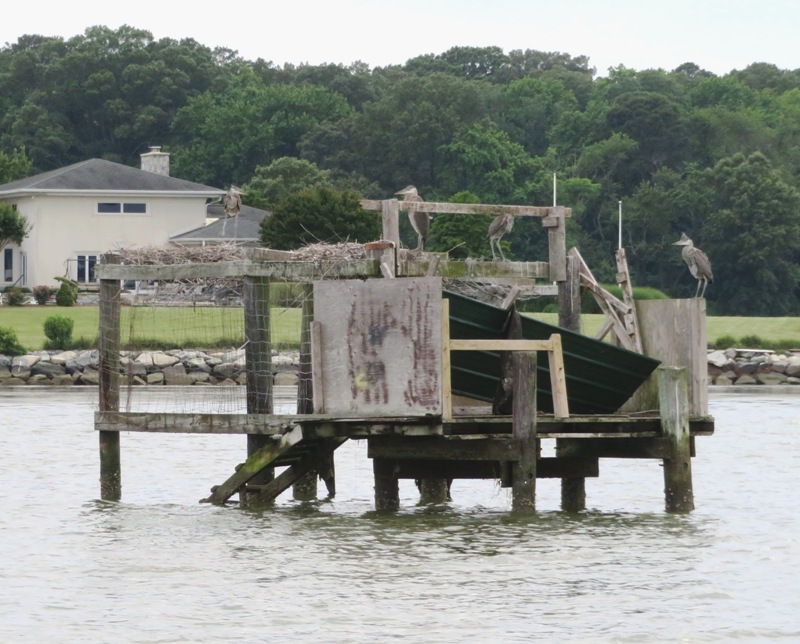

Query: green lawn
[0,305,301,351]
[1,305,798,352]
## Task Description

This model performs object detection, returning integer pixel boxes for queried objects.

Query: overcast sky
[3,0,799,76]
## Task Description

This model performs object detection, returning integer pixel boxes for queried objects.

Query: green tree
[699,152,800,314]
[171,71,353,185]
[0,147,32,183]
[426,191,493,259]
[259,187,379,249]
[243,157,333,210]
[0,202,32,253]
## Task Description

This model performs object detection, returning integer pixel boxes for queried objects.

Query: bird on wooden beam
[395,185,429,251]
[673,232,713,298]
[488,212,514,261]
[222,186,244,218]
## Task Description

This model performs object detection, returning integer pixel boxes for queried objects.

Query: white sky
[3,0,799,77]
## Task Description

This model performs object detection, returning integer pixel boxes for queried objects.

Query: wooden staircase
[201,426,347,505]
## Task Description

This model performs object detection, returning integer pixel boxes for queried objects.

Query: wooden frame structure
[93,196,713,514]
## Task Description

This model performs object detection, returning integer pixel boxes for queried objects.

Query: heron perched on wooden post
[488,212,514,261]
[395,185,429,251]
[673,232,713,298]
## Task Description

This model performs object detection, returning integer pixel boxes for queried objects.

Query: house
[170,203,271,247]
[0,147,223,288]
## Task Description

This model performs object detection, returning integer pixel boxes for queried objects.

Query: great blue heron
[222,186,244,218]
[673,232,713,298]
[221,186,245,239]
[395,185,429,251]
[488,212,514,261]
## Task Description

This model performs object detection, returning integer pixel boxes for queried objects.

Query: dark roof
[171,204,271,242]
[0,158,222,194]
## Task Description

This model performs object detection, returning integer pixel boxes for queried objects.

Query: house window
[76,254,99,283]
[3,248,12,282]
[97,202,147,214]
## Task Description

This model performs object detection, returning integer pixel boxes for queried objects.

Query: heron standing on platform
[395,185,429,251]
[223,186,243,217]
[488,212,514,261]
[673,232,713,298]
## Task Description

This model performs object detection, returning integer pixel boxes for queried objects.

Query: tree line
[1,25,799,314]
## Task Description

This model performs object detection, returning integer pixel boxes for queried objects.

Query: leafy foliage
[43,315,75,349]
[0,202,32,251]
[0,326,26,356]
[54,276,79,307]
[259,187,380,249]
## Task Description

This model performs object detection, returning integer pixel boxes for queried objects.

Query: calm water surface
[1,387,799,642]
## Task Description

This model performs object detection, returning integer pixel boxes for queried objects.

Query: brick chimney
[140,146,170,176]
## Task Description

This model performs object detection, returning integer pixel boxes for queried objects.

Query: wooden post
[242,275,273,506]
[558,251,585,510]
[381,199,400,249]
[293,283,317,501]
[544,206,567,282]
[418,478,450,504]
[99,253,121,500]
[373,457,400,511]
[658,366,695,512]
[558,253,581,333]
[511,351,537,512]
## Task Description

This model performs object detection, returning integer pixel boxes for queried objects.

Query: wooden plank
[361,200,572,218]
[547,206,567,282]
[381,199,400,248]
[315,277,442,416]
[441,298,453,420]
[547,333,570,418]
[95,259,381,281]
[367,436,521,461]
[98,252,122,501]
[511,352,537,512]
[658,367,695,512]
[631,299,708,415]
[558,252,582,333]
[310,321,324,414]
[294,284,317,500]
[94,412,296,434]
[201,426,304,505]
[556,437,671,459]
[449,339,554,352]
[391,457,598,480]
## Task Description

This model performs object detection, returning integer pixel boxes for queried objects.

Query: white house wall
[14,194,207,287]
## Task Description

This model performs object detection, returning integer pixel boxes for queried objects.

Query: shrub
[32,285,56,305]
[0,326,26,356]
[43,315,75,350]
[3,287,29,306]
[54,276,79,306]
[711,334,737,350]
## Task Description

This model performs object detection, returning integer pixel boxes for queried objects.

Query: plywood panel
[314,277,442,416]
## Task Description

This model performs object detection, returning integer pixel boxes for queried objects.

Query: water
[1,388,799,642]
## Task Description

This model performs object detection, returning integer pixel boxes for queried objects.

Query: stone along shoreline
[1,347,799,388]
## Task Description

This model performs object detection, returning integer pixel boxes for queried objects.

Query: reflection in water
[1,388,799,641]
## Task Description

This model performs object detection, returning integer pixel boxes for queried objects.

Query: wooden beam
[449,339,556,352]
[441,298,453,421]
[95,259,381,281]
[201,426,304,505]
[310,320,324,414]
[381,199,400,248]
[361,200,571,218]
[367,436,521,461]
[556,437,671,459]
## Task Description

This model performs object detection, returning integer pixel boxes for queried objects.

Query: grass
[0,305,301,351]
[1,305,798,352]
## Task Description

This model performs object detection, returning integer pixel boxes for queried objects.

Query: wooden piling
[511,351,537,512]
[293,283,318,501]
[242,275,273,506]
[658,367,695,512]
[418,478,450,504]
[373,458,400,511]
[558,252,586,511]
[98,253,121,501]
